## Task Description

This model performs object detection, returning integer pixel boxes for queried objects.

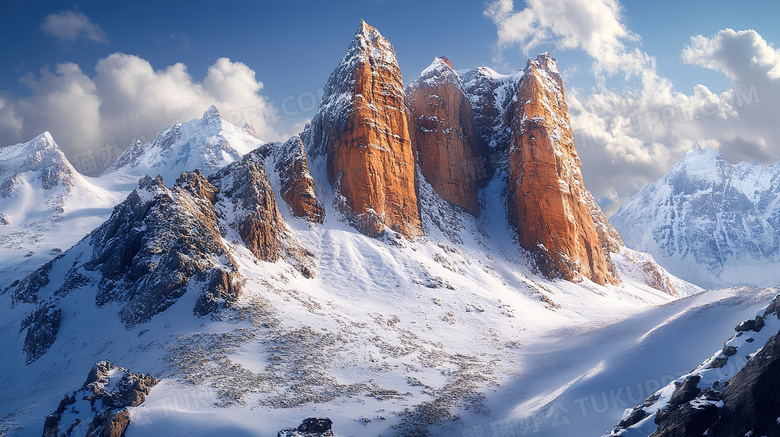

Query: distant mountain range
[613,143,780,288]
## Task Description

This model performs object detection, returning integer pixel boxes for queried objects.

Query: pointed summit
[407,56,489,215]
[507,52,618,285]
[0,131,83,195]
[36,131,56,147]
[103,106,262,189]
[357,19,373,35]
[203,105,220,119]
[524,52,561,82]
[304,21,421,238]
[415,57,461,88]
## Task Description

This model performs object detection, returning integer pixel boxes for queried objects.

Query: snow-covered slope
[101,105,263,190]
[0,125,714,437]
[0,108,266,289]
[612,143,780,288]
[0,132,122,287]
[605,291,780,437]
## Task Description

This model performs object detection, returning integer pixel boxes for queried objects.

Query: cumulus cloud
[571,28,779,213]
[484,0,649,76]
[41,10,108,43]
[0,54,283,174]
[681,29,780,81]
[484,1,780,214]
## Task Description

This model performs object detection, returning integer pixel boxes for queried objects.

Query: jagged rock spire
[304,21,421,238]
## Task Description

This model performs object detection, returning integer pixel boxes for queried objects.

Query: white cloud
[681,28,780,81]
[571,29,780,211]
[484,0,649,76]
[484,2,780,213]
[0,54,284,174]
[41,10,108,43]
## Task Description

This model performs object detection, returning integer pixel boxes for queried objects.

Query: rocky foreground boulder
[42,361,157,437]
[278,418,334,437]
[608,294,780,436]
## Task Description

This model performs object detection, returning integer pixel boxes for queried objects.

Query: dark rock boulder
[42,361,157,437]
[278,418,334,437]
[735,315,764,332]
[668,375,701,407]
[20,303,61,364]
[617,408,647,429]
[650,399,720,437]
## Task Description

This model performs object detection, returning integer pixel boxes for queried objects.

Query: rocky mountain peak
[613,143,780,288]
[413,56,463,91]
[0,131,82,197]
[102,105,262,188]
[407,57,490,215]
[343,20,398,73]
[526,52,561,81]
[506,52,619,285]
[304,21,421,238]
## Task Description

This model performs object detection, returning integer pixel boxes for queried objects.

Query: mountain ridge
[0,20,719,437]
[612,143,780,288]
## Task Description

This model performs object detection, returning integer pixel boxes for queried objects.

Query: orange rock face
[307,21,421,238]
[275,137,325,223]
[406,57,489,215]
[508,53,618,285]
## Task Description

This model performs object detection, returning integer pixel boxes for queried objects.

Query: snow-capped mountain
[459,66,522,160]
[0,132,121,288]
[611,143,780,288]
[101,105,263,190]
[0,20,749,437]
[0,107,266,289]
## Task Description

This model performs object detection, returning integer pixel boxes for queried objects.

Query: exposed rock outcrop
[278,418,334,437]
[211,152,315,277]
[88,174,243,324]
[42,361,157,437]
[608,296,780,436]
[20,303,61,364]
[648,331,780,437]
[305,20,421,238]
[406,57,489,215]
[274,136,325,223]
[507,54,618,285]
[13,155,315,362]
[460,67,521,166]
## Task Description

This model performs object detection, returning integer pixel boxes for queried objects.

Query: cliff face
[305,20,421,238]
[406,57,489,215]
[507,53,618,285]
[13,152,315,363]
[274,137,325,224]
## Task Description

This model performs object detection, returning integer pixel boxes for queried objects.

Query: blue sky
[2,1,780,210]
[6,1,776,101]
